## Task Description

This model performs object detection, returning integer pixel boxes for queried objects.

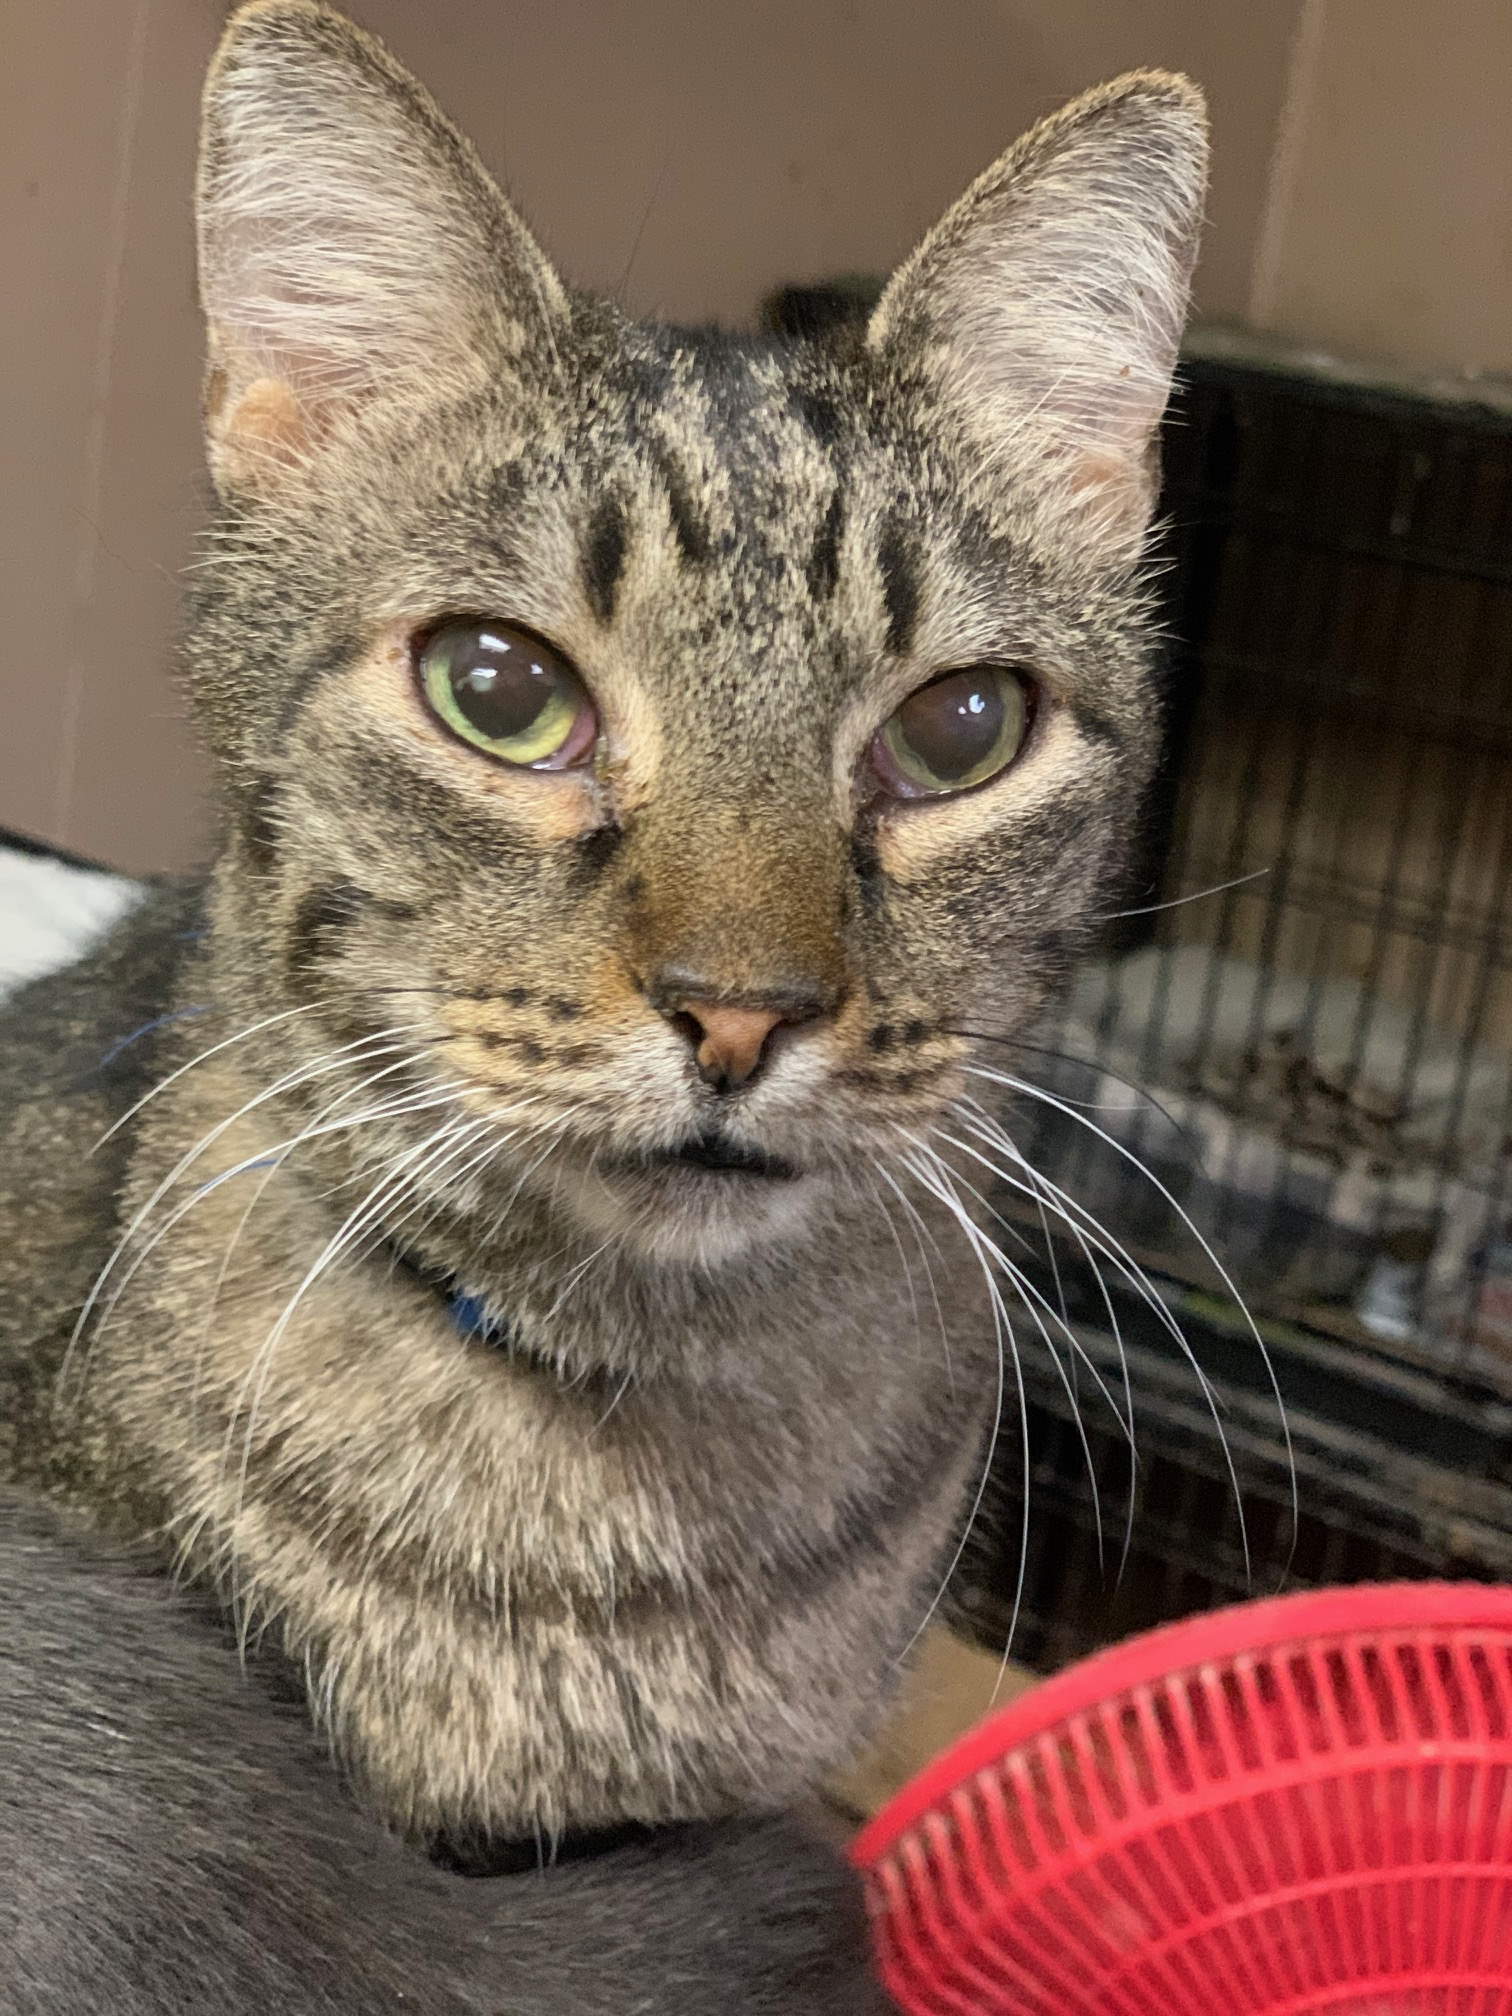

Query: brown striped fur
[0,0,1206,1995]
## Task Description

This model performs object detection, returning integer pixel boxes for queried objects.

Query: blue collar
[377,1238,516,1347]
[445,1287,512,1343]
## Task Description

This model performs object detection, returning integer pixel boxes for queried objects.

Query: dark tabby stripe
[238,1406,958,1639]
[286,881,370,983]
[582,497,629,623]
[285,881,418,985]
[1071,695,1123,750]
[848,831,885,914]
[807,489,844,602]
[652,449,711,566]
[569,823,625,886]
[876,519,920,657]
[790,387,842,450]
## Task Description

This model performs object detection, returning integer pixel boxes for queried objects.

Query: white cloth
[0,846,142,1001]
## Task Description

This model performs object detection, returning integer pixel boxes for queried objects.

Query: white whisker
[959,1093,1139,1575]
[867,1159,953,1390]
[66,1076,473,1410]
[857,1166,924,1364]
[92,998,343,1153]
[76,1023,428,1295]
[541,1232,619,1326]
[1095,866,1269,923]
[965,1060,1296,1574]
[476,1130,568,1249]
[58,1026,440,1402]
[591,1367,635,1435]
[889,1144,1018,1681]
[955,1091,1252,1583]
[189,1050,460,1416]
[924,1129,1132,1448]
[906,1130,1114,1584]
[221,1111,502,1642]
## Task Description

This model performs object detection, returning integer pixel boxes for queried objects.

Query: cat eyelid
[833,658,1048,810]
[867,645,1053,715]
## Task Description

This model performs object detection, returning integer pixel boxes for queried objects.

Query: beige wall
[344,0,1301,330]
[1248,0,1512,378]
[5,0,221,873]
[6,0,1507,872]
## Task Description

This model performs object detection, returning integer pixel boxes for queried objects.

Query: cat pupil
[452,632,551,737]
[903,670,1005,778]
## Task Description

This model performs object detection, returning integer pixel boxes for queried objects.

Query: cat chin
[550,1157,825,1268]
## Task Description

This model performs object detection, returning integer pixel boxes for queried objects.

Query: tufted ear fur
[197,0,569,495]
[868,72,1208,555]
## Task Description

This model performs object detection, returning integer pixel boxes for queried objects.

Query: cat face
[189,2,1205,1268]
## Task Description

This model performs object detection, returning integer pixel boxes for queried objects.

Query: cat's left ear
[867,73,1208,555]
[197,1,569,495]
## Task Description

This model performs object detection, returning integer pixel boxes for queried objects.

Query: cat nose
[679,1004,784,1090]
[653,974,833,1092]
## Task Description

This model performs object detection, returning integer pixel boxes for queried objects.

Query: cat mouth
[611,1129,801,1183]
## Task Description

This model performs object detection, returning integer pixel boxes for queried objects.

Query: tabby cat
[0,3,1207,2006]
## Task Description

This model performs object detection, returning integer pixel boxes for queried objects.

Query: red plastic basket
[854,1585,1512,2014]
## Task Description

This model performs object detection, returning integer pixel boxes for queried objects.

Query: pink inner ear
[1060,444,1156,535]
[214,376,312,489]
[1068,449,1133,491]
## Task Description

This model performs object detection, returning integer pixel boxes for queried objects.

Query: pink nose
[676,1003,785,1090]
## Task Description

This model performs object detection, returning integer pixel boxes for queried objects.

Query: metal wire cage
[962,331,1512,1671]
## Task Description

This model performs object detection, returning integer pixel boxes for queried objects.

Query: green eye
[872,666,1033,799]
[417,620,597,768]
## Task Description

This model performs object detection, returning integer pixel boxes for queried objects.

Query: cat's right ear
[866,72,1207,557]
[197,1,568,495]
